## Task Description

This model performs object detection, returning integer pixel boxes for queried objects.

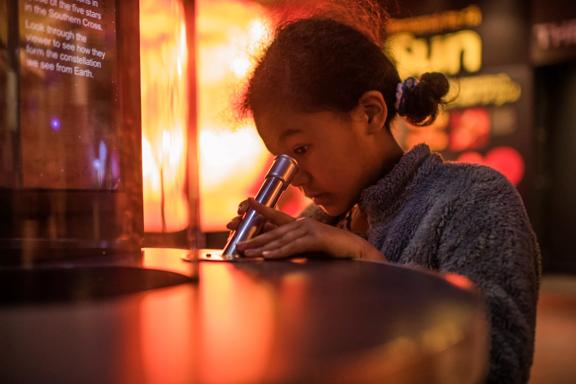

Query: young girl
[227,8,540,384]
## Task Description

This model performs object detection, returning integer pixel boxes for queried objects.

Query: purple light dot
[50,117,61,131]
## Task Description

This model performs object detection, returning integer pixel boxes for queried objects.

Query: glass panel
[0,0,143,265]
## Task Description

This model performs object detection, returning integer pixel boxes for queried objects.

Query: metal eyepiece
[221,154,299,260]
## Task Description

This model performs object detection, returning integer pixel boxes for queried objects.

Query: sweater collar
[359,143,437,220]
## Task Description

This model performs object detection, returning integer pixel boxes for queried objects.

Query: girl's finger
[246,198,294,226]
[262,222,279,232]
[238,219,303,251]
[237,199,250,215]
[244,227,308,256]
[226,216,242,230]
[262,237,314,259]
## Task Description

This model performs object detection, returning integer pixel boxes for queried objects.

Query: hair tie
[394,77,419,113]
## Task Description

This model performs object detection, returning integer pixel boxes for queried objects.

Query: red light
[456,146,525,185]
[450,108,490,151]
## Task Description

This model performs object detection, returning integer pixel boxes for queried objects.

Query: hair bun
[420,72,450,101]
[397,72,449,126]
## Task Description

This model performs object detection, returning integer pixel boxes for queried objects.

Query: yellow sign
[447,74,522,108]
[386,30,482,78]
[386,5,522,109]
[386,5,482,35]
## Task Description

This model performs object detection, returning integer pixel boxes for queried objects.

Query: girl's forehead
[256,107,343,129]
[255,106,353,146]
[255,108,300,136]
[257,122,306,153]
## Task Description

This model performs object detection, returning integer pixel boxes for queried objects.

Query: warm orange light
[443,272,475,290]
[140,1,309,235]
[198,264,275,382]
[140,0,189,233]
[140,284,198,383]
[196,0,275,231]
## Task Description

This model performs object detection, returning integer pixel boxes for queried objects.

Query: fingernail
[244,249,257,257]
[262,251,272,258]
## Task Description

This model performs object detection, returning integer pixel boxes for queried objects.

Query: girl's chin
[312,194,353,217]
[317,203,348,217]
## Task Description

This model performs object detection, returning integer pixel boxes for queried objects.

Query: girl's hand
[225,198,282,233]
[235,199,385,261]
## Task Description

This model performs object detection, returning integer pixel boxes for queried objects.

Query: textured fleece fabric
[303,144,541,383]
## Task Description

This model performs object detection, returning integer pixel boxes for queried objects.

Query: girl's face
[255,104,389,216]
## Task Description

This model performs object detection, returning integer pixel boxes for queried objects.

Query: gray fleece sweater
[305,144,541,383]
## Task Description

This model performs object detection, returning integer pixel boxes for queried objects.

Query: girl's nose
[290,168,309,188]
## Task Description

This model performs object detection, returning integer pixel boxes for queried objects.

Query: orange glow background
[140,0,189,233]
[140,0,307,235]
[196,0,274,231]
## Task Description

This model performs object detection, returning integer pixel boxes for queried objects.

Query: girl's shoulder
[431,159,518,198]
[426,160,529,225]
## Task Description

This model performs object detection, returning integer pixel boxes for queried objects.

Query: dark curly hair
[242,17,449,128]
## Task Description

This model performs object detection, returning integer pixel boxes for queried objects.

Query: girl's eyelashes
[293,145,309,155]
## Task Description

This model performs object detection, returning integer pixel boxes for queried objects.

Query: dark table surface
[0,248,488,383]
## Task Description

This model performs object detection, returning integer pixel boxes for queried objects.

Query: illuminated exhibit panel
[387,5,528,186]
[0,1,142,256]
[140,0,189,233]
[139,0,308,234]
[18,0,116,189]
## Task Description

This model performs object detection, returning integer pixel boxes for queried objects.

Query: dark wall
[535,63,576,272]
[531,0,576,272]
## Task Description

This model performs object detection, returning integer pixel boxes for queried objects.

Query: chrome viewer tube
[222,154,299,259]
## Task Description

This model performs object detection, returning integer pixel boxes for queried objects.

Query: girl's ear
[357,90,388,134]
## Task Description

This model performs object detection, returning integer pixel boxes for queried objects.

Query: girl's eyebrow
[278,128,303,144]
